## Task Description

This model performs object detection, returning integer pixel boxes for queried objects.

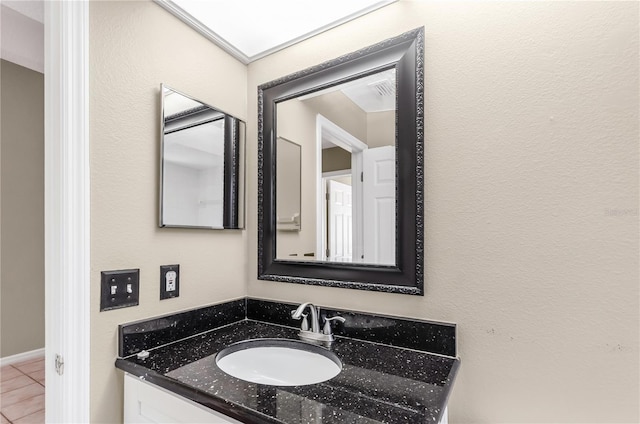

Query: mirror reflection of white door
[327,180,353,262]
[363,145,395,265]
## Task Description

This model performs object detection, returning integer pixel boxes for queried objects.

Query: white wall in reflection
[163,120,225,228]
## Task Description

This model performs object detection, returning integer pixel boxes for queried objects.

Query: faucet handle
[300,313,309,331]
[322,316,346,335]
[291,310,310,331]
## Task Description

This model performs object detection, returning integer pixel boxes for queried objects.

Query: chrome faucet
[291,302,321,333]
[291,302,346,343]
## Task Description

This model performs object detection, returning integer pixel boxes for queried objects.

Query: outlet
[100,269,140,311]
[166,271,176,291]
[160,264,180,300]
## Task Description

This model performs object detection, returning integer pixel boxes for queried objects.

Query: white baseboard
[1,348,45,367]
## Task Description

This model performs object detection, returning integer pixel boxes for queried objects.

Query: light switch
[100,269,139,311]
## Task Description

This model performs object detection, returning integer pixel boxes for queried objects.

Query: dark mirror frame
[258,27,424,295]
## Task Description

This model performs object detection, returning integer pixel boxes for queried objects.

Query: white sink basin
[216,339,342,386]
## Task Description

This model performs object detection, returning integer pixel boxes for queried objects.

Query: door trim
[44,1,90,422]
[315,114,366,261]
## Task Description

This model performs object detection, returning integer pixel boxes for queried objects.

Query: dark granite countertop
[115,299,460,424]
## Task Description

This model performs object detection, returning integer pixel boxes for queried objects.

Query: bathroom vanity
[115,298,459,424]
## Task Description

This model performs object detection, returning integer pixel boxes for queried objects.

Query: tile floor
[0,356,45,424]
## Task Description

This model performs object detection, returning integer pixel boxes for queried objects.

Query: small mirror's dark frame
[258,28,424,295]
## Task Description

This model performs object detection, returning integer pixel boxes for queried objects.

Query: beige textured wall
[89,1,247,422]
[0,59,44,357]
[247,1,639,423]
[322,147,351,173]
[276,99,318,258]
[366,110,394,149]
[303,91,367,142]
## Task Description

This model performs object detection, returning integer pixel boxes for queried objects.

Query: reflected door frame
[315,114,367,262]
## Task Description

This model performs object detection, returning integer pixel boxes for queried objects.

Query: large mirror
[258,28,424,295]
[160,85,245,229]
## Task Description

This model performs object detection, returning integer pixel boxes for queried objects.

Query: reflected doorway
[315,115,366,263]
[316,115,395,265]
[323,173,353,262]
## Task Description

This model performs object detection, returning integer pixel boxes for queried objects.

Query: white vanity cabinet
[124,373,242,424]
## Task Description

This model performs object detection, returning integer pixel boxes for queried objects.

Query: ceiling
[154,0,397,64]
[1,0,44,73]
[1,0,43,23]
[163,86,213,118]
[1,1,396,65]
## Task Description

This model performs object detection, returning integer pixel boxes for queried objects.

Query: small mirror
[276,137,301,232]
[160,85,245,229]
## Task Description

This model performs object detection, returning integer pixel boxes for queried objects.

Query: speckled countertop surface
[116,313,460,424]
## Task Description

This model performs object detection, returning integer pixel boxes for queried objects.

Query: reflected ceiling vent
[340,69,396,113]
[297,68,396,113]
[369,79,394,98]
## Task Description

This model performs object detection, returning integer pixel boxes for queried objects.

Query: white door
[327,180,353,262]
[362,146,395,265]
